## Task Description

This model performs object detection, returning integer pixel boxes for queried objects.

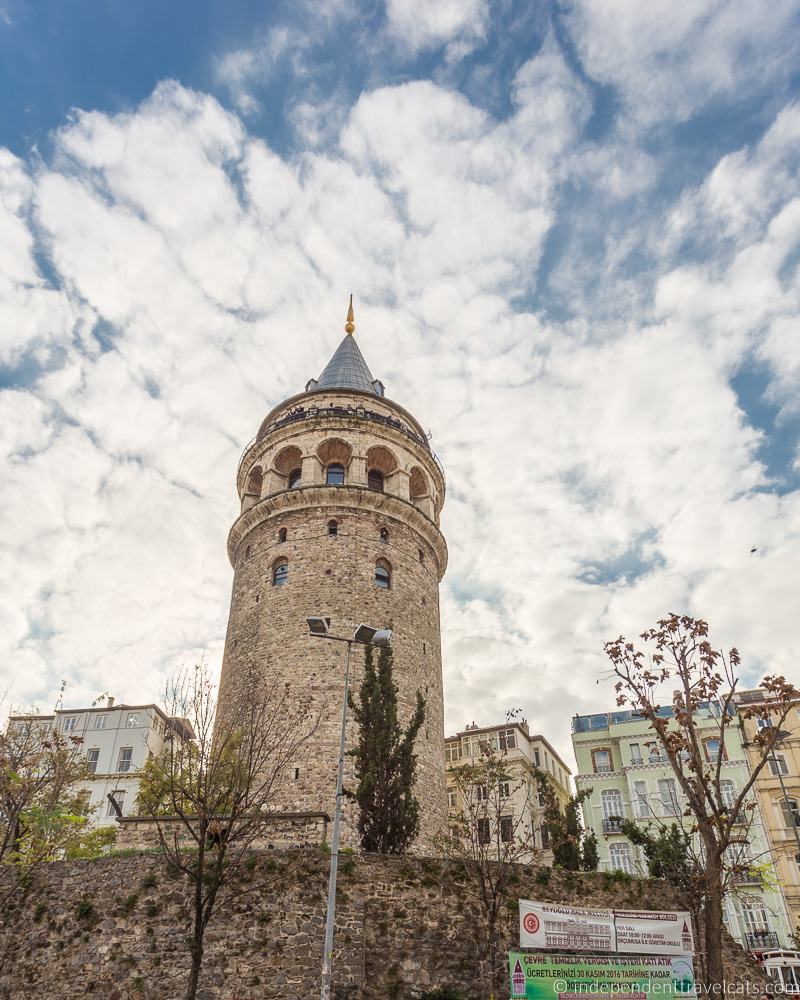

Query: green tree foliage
[347,642,425,854]
[0,711,109,865]
[534,769,598,871]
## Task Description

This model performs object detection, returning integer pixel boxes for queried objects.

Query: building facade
[8,699,193,827]
[216,304,449,850]
[571,704,795,954]
[733,688,800,945]
[444,720,572,863]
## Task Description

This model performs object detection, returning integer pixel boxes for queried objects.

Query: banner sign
[509,953,696,1000]
[519,902,694,956]
[520,901,616,952]
[614,911,694,956]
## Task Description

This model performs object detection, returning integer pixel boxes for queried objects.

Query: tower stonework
[217,310,448,851]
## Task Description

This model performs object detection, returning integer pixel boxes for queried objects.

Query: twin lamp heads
[306,617,393,647]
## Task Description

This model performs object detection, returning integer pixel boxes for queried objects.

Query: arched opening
[245,466,263,496]
[326,463,345,486]
[274,446,303,490]
[375,559,391,589]
[379,526,389,544]
[367,469,384,492]
[327,519,338,537]
[278,528,287,543]
[410,466,429,500]
[366,445,398,482]
[317,438,352,469]
[244,545,251,560]
[272,559,288,587]
[418,548,425,564]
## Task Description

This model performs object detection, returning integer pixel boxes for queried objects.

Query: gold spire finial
[345,294,355,335]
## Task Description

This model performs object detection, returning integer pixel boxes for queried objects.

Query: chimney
[107,696,115,708]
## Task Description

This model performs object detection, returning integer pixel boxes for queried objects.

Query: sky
[1,0,800,773]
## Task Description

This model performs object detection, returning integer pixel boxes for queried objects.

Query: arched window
[592,749,612,773]
[379,527,389,544]
[326,463,345,486]
[278,528,287,543]
[418,548,425,564]
[704,738,722,763]
[246,466,263,496]
[327,520,338,537]
[272,560,288,587]
[781,797,800,830]
[375,559,391,589]
[288,469,302,489]
[367,469,384,492]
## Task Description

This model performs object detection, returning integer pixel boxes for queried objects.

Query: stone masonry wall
[0,850,767,1000]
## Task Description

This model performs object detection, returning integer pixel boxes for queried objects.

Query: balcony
[733,872,763,885]
[594,765,613,773]
[603,818,623,833]
[746,931,779,950]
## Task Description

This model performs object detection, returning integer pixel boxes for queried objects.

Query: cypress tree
[347,642,425,853]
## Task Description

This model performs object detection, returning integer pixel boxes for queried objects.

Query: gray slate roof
[314,334,381,395]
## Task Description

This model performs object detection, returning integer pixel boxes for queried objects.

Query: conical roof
[313,334,382,395]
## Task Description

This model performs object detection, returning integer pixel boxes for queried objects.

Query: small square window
[63,717,77,732]
[94,715,107,730]
[126,713,139,728]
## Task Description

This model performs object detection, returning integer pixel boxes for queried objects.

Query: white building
[9,697,194,827]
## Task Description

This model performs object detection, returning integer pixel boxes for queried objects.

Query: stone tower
[217,301,448,850]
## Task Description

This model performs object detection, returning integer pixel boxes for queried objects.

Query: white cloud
[563,0,800,126]
[385,0,489,60]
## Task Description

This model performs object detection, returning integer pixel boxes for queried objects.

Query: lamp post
[306,617,392,1000]
[769,730,800,860]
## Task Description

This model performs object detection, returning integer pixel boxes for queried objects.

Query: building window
[541,826,550,849]
[379,527,389,543]
[658,778,680,816]
[444,743,461,763]
[63,717,77,732]
[474,784,489,802]
[107,790,126,817]
[720,779,736,810]
[273,560,288,586]
[629,743,642,765]
[447,789,457,808]
[87,749,100,774]
[116,748,133,773]
[477,818,491,845]
[327,519,338,537]
[76,789,92,812]
[609,842,634,874]
[418,548,425,564]
[288,468,302,488]
[499,729,516,751]
[367,469,384,492]
[375,560,391,589]
[326,463,345,486]
[500,815,514,843]
[499,781,510,799]
[770,754,789,776]
[592,749,612,773]
[781,797,800,830]
[278,527,287,543]
[533,749,541,766]
[246,466,263,496]
[704,738,722,763]
[757,716,774,729]
[633,781,649,818]
[126,713,139,728]
[601,788,623,821]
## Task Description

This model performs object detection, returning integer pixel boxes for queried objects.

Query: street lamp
[769,730,800,862]
[306,617,392,1000]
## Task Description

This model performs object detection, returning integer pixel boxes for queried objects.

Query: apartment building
[444,719,572,863]
[9,698,194,827]
[732,688,800,943]
[571,703,794,954]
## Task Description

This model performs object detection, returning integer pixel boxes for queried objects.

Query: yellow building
[444,720,572,863]
[733,688,800,944]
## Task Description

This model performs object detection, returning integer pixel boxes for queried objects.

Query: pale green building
[571,702,794,954]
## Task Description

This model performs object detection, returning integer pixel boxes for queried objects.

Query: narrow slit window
[278,528,287,543]
[328,520,338,537]
[375,560,391,589]
[379,527,389,544]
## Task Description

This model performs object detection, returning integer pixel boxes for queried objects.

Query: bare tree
[136,662,319,1000]
[605,613,796,990]
[438,742,539,1000]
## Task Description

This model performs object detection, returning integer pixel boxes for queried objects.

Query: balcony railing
[746,931,779,950]
[603,818,623,833]
[594,765,613,773]
[733,871,763,885]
